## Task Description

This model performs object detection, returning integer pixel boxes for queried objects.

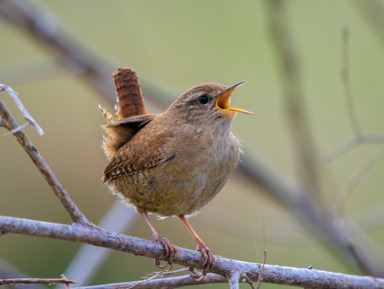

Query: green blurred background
[1,1,384,288]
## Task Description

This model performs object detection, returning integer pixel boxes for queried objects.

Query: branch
[0,84,44,135]
[323,133,384,162]
[265,0,320,197]
[75,273,227,289]
[0,275,75,286]
[0,88,91,226]
[1,216,384,289]
[341,27,362,136]
[322,27,384,163]
[62,202,138,286]
[352,0,384,48]
[331,145,384,212]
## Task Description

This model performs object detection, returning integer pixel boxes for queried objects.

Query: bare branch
[62,202,138,286]
[75,273,227,289]
[0,96,91,226]
[0,84,44,135]
[0,275,75,285]
[352,202,384,231]
[352,0,384,47]
[323,133,384,163]
[341,27,362,136]
[331,145,384,212]
[1,216,384,289]
[255,250,267,289]
[322,27,384,163]
[265,0,319,197]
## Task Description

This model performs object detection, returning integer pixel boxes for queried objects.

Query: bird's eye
[198,95,209,104]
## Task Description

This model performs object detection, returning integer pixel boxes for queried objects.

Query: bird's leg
[140,211,178,270]
[179,215,214,280]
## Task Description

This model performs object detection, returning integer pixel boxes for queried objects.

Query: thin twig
[1,216,384,289]
[0,84,44,135]
[341,27,362,136]
[255,221,267,289]
[323,133,384,163]
[255,250,267,289]
[0,257,46,289]
[242,273,255,289]
[322,27,383,164]
[331,145,384,213]
[265,0,319,197]
[75,274,227,289]
[0,275,75,285]
[0,96,91,226]
[351,202,384,231]
[127,268,191,289]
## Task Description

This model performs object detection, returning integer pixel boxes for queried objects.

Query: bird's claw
[194,243,214,281]
[154,236,178,271]
[188,267,200,278]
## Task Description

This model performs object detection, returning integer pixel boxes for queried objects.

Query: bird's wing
[101,114,157,159]
[102,127,175,183]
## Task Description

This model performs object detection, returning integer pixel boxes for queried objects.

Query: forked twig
[323,133,384,163]
[324,28,384,215]
[322,27,384,163]
[331,145,384,212]
[0,84,44,135]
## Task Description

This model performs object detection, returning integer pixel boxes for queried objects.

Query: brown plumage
[100,68,252,279]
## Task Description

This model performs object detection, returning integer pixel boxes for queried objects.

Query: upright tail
[113,67,146,120]
[100,67,149,159]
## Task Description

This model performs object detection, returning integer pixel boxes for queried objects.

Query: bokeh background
[1,1,384,288]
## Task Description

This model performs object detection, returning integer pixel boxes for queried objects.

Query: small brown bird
[100,68,252,279]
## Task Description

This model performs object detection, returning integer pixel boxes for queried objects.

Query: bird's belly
[110,149,238,216]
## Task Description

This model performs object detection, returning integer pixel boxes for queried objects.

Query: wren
[100,68,252,279]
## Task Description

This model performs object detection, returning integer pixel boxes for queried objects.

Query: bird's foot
[188,267,200,278]
[154,236,178,271]
[194,243,214,281]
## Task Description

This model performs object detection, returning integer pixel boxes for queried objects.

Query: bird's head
[168,82,253,126]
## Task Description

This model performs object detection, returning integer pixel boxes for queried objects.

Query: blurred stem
[265,0,320,198]
[352,0,384,47]
[341,27,362,136]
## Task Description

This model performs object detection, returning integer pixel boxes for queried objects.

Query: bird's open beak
[216,81,253,115]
